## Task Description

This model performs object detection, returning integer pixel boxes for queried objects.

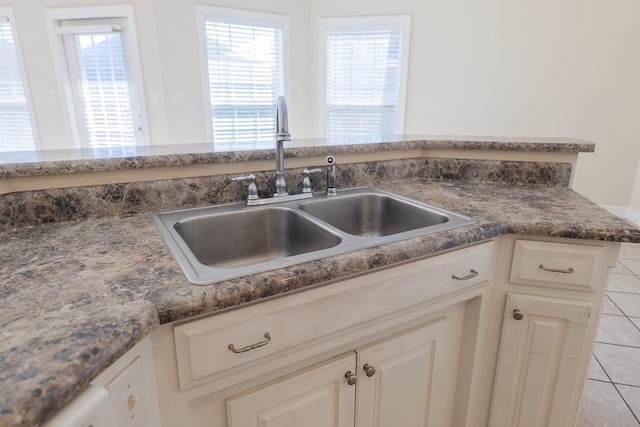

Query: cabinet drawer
[510,240,605,291]
[173,241,495,390]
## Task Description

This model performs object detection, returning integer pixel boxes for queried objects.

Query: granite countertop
[1,178,638,427]
[0,135,595,178]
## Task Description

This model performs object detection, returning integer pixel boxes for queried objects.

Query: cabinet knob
[344,371,357,385]
[513,309,524,321]
[363,364,376,377]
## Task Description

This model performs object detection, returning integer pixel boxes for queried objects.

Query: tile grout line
[591,354,611,384]
[592,353,640,425]
[612,383,640,390]
[595,341,640,350]
[612,382,640,425]
[605,294,640,335]
[595,263,640,424]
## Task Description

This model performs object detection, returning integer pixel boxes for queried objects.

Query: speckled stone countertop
[1,179,638,427]
[0,135,594,178]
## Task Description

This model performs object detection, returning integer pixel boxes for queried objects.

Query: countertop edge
[0,136,595,178]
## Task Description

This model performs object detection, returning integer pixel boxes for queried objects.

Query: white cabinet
[490,293,591,427]
[45,336,161,427]
[226,314,461,427]
[485,237,620,427]
[154,242,496,427]
[172,242,493,392]
[103,350,161,427]
[47,236,621,427]
[226,353,356,427]
[43,385,116,427]
[510,240,607,291]
[355,316,460,427]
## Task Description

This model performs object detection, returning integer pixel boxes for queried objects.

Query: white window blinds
[322,16,411,141]
[46,6,148,153]
[200,8,287,145]
[0,14,37,152]
[59,21,139,150]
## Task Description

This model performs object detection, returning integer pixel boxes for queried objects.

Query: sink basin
[299,193,449,237]
[153,187,474,285]
[174,207,341,269]
[154,205,342,284]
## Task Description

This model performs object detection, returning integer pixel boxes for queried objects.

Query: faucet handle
[233,174,259,202]
[302,168,322,193]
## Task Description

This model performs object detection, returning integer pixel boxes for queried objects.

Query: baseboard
[602,205,640,228]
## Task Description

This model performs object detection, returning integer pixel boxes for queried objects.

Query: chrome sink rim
[153,187,475,285]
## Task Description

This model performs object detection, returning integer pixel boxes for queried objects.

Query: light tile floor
[577,243,640,426]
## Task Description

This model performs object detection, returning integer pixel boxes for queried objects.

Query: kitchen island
[1,137,638,426]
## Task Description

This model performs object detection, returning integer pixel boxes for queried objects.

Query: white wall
[629,162,640,213]
[5,0,640,209]
[308,0,640,209]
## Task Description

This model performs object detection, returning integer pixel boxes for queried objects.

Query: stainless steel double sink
[153,187,474,285]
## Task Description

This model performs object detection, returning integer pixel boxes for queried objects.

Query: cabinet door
[490,293,592,427]
[355,315,459,427]
[226,353,356,427]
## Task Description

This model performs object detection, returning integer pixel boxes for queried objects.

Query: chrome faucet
[274,95,290,197]
[234,96,335,205]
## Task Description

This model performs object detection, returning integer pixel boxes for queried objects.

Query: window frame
[44,5,149,150]
[0,7,40,152]
[319,15,412,139]
[195,5,291,147]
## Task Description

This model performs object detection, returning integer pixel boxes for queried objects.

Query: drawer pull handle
[513,309,524,320]
[539,264,574,274]
[452,269,479,281]
[228,333,271,354]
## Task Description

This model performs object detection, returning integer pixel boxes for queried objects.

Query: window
[45,6,148,153]
[197,6,289,147]
[320,16,411,141]
[0,9,37,152]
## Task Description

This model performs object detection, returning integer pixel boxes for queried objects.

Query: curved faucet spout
[275,96,290,196]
